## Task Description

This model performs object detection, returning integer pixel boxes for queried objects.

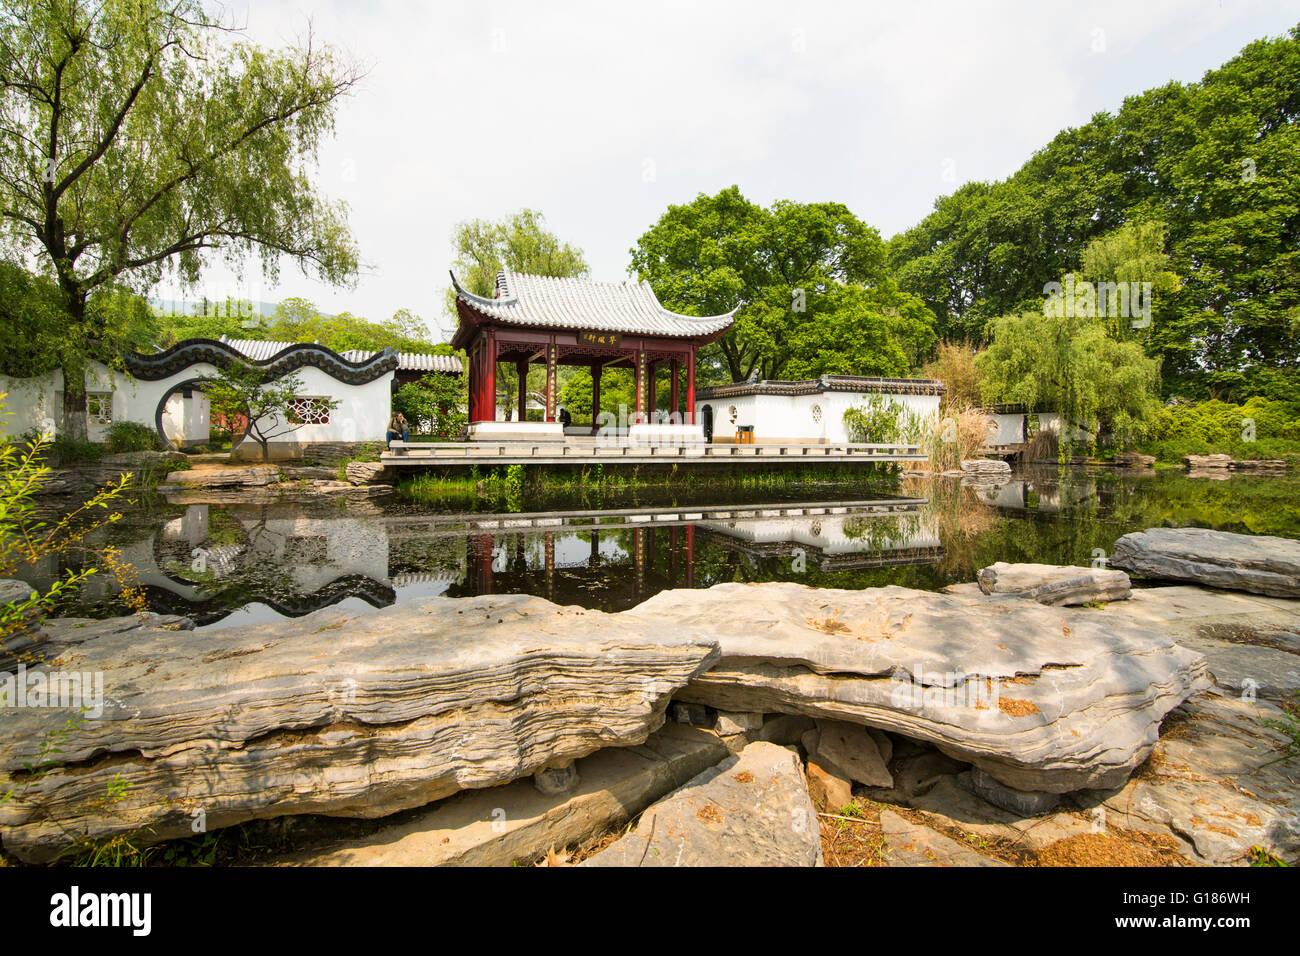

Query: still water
[32,468,1300,630]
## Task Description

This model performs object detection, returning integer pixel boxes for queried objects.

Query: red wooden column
[670,358,680,420]
[545,341,557,422]
[635,349,646,420]
[590,364,602,431]
[647,360,656,417]
[467,342,479,422]
[516,359,528,422]
[686,345,696,425]
[483,330,497,422]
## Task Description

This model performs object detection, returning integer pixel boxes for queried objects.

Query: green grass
[396,462,903,511]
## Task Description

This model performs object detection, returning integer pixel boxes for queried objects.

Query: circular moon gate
[152,378,248,453]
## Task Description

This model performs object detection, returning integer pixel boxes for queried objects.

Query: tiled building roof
[220,337,462,374]
[698,375,946,399]
[451,269,736,338]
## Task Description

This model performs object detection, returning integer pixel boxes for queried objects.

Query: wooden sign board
[578,331,622,348]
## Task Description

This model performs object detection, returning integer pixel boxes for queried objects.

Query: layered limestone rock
[961,459,1011,476]
[344,461,386,485]
[1087,690,1300,864]
[274,724,728,867]
[0,595,719,862]
[160,465,281,488]
[976,562,1131,605]
[628,582,1207,794]
[880,810,1010,867]
[581,741,823,867]
[1183,454,1232,470]
[1111,527,1300,597]
[36,451,188,495]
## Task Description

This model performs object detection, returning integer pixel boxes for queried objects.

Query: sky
[155,0,1300,338]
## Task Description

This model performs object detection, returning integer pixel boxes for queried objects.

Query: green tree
[0,0,362,440]
[0,261,158,379]
[977,309,1161,454]
[201,363,338,462]
[631,186,935,382]
[889,24,1300,398]
[392,372,466,439]
[446,209,588,419]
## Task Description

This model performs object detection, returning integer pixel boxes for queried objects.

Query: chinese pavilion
[450,269,736,439]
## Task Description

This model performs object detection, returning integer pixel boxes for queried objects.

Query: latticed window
[87,393,113,425]
[287,397,332,425]
[810,403,822,423]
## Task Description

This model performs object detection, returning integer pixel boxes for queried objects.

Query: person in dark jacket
[386,412,408,448]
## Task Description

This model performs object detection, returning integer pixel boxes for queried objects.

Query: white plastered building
[694,375,945,444]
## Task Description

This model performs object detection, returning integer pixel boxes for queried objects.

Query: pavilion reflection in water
[40,497,948,626]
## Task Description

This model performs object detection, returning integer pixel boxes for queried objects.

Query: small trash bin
[736,425,754,444]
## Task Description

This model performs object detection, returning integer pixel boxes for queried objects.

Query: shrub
[45,435,103,464]
[106,421,164,453]
[843,394,924,444]
[1,401,132,650]
[1138,397,1300,465]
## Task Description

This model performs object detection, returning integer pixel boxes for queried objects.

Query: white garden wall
[698,388,941,444]
[1,358,394,455]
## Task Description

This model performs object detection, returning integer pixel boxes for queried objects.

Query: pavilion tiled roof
[697,375,947,399]
[450,269,736,338]
[219,337,462,374]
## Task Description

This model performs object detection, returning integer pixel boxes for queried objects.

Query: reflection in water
[27,467,1300,630]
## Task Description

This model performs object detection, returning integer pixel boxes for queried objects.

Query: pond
[25,467,1300,630]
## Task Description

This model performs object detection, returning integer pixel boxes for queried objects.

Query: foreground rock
[881,810,1010,867]
[1079,584,1300,700]
[275,724,727,867]
[633,582,1207,793]
[1087,690,1300,864]
[977,562,1130,605]
[0,606,192,671]
[581,741,823,866]
[1111,527,1300,597]
[809,719,893,788]
[0,596,719,862]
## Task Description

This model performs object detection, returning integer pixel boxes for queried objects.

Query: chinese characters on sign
[577,331,623,347]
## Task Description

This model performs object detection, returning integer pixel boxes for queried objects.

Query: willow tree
[0,0,362,439]
[977,307,1161,455]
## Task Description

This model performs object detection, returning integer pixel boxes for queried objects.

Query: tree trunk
[59,293,91,442]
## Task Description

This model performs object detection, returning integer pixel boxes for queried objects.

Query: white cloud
[156,0,1292,335]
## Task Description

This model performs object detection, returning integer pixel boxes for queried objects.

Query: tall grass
[924,401,994,472]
